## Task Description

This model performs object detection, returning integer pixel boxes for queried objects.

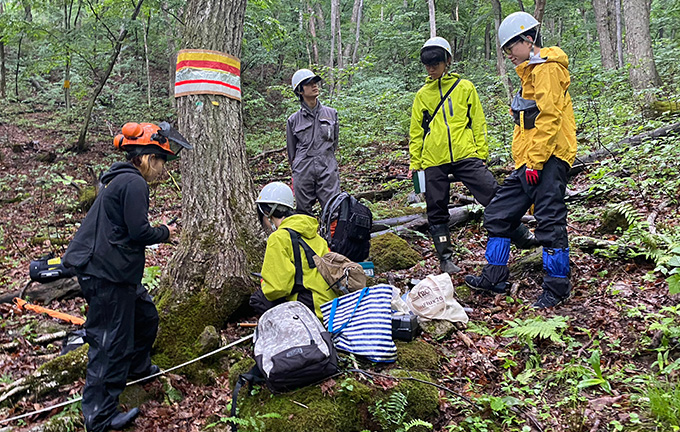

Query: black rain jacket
[63,162,169,284]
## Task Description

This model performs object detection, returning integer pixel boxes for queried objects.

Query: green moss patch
[371,233,422,273]
[395,340,440,371]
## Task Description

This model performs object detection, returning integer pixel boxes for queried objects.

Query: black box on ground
[391,314,421,341]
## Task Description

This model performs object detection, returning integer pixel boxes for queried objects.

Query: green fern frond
[611,202,641,226]
[402,418,434,431]
[502,316,569,345]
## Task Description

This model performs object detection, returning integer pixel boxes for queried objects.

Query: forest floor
[1,102,680,432]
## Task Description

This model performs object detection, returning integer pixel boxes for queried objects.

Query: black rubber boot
[509,224,540,249]
[464,264,510,295]
[429,224,462,274]
[110,408,140,430]
[533,276,571,308]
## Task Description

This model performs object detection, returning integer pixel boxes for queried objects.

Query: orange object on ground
[13,298,85,326]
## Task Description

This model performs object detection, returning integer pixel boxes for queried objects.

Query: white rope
[0,333,254,425]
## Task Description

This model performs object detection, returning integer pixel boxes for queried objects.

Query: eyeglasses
[502,36,531,55]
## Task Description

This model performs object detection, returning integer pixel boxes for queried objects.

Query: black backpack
[320,192,372,263]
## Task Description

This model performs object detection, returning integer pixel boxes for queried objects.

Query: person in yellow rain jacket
[465,12,577,309]
[409,36,538,275]
[249,181,337,319]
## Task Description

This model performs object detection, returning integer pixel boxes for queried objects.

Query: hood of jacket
[100,162,142,186]
[423,71,461,85]
[278,214,320,240]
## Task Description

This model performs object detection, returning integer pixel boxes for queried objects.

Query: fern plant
[502,316,569,350]
[370,391,409,431]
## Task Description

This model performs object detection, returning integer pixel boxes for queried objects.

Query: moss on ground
[371,233,422,273]
[389,370,440,421]
[395,340,440,371]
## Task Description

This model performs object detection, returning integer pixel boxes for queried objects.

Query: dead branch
[249,146,286,163]
[0,277,81,304]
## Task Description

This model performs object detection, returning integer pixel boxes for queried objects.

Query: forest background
[1,0,680,431]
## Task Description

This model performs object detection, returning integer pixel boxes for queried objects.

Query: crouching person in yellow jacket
[409,37,538,275]
[249,181,338,319]
[465,12,577,309]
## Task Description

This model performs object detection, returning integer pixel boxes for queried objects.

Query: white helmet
[498,12,540,48]
[256,181,295,216]
[421,37,452,58]
[291,69,321,91]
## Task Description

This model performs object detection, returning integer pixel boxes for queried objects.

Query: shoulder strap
[229,366,264,432]
[285,229,316,295]
[425,77,462,130]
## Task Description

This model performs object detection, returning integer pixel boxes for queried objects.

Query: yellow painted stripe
[177,50,240,69]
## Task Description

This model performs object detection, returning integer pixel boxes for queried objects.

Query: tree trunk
[329,0,338,68]
[351,0,363,64]
[75,0,145,151]
[153,0,265,367]
[614,0,624,68]
[142,12,152,106]
[622,0,660,102]
[308,4,319,64]
[335,3,343,70]
[491,0,512,102]
[592,0,617,69]
[581,8,591,44]
[484,20,491,61]
[533,0,546,24]
[343,0,361,59]
[161,1,176,105]
[427,0,436,38]
[0,2,6,98]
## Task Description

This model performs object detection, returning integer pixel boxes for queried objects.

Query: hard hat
[256,182,295,213]
[291,69,321,91]
[498,12,540,48]
[421,37,452,58]
[113,122,192,160]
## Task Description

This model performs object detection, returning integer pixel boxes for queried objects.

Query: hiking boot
[464,275,509,295]
[509,224,540,250]
[532,290,569,309]
[429,224,461,274]
[128,364,160,383]
[110,408,140,430]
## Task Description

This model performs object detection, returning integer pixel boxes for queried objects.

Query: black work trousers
[483,156,569,248]
[79,276,159,432]
[425,158,499,226]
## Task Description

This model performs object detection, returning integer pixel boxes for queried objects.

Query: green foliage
[369,391,432,432]
[646,379,680,427]
[206,412,283,431]
[501,315,570,349]
[577,349,612,394]
[142,266,162,292]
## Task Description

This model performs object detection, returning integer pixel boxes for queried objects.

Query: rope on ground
[0,333,254,425]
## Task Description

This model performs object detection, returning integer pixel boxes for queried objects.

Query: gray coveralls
[286,101,341,215]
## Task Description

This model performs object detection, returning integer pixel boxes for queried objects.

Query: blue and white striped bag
[320,284,397,363]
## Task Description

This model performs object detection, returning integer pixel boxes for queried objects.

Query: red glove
[525,168,540,186]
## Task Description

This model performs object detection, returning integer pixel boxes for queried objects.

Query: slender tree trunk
[351,0,363,64]
[154,0,264,367]
[533,0,546,24]
[15,36,22,97]
[75,0,145,151]
[336,3,343,70]
[592,0,617,69]
[329,0,338,68]
[64,0,73,113]
[484,20,491,61]
[491,0,512,102]
[308,5,319,64]
[427,0,436,38]
[161,1,176,105]
[615,0,624,68]
[581,8,591,44]
[143,12,152,106]
[517,0,524,11]
[0,2,6,98]
[343,0,361,59]
[622,0,660,102]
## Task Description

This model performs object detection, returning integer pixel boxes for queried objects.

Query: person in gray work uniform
[286,68,340,215]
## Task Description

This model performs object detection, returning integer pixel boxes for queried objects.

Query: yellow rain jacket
[261,214,337,319]
[511,46,577,170]
[409,72,488,171]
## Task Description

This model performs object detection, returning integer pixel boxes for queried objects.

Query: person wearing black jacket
[63,122,191,432]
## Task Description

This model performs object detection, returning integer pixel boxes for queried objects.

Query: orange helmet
[113,122,192,160]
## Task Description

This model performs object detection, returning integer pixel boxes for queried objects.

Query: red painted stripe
[175,79,241,92]
[176,60,240,76]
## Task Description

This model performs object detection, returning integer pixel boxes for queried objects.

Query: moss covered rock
[389,370,440,422]
[395,340,440,370]
[419,320,457,341]
[371,233,422,273]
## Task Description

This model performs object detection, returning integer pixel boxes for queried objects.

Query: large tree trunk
[427,0,436,38]
[622,0,660,102]
[75,0,145,151]
[592,0,617,69]
[153,0,265,367]
[491,0,512,102]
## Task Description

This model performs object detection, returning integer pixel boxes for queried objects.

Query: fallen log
[0,331,67,352]
[371,205,482,237]
[354,188,398,202]
[570,121,680,176]
[0,277,81,304]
